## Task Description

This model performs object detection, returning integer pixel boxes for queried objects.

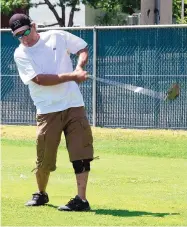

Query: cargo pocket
[36,114,47,125]
[80,117,93,147]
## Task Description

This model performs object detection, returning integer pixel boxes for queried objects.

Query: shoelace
[67,198,80,205]
[32,193,41,200]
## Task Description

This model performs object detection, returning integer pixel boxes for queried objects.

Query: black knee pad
[72,159,92,174]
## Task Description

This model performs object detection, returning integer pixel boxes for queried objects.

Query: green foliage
[1,0,81,26]
[83,0,140,25]
[1,0,31,15]
[84,0,187,25]
[2,0,187,25]
[95,9,127,26]
[83,0,140,13]
[173,0,187,23]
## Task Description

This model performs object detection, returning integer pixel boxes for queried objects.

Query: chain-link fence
[1,25,187,129]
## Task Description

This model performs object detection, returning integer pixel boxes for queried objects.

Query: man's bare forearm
[31,47,89,86]
[76,47,88,69]
[32,73,76,86]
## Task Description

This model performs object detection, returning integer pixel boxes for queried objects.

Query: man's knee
[72,159,92,174]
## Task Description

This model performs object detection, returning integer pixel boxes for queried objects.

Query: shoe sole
[58,207,91,212]
[25,201,49,206]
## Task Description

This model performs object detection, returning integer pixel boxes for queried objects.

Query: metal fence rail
[1,25,187,129]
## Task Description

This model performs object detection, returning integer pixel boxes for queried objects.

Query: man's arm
[75,47,88,70]
[32,70,88,86]
[32,47,89,86]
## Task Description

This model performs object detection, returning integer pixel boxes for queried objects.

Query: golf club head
[166,83,180,100]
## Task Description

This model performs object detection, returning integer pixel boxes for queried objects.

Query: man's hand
[71,69,88,83]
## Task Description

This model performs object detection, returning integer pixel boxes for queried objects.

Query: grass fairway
[1,126,187,226]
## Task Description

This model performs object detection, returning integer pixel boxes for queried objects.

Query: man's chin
[22,42,31,47]
[22,42,28,46]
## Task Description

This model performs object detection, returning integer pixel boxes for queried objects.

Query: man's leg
[72,159,91,200]
[58,107,94,211]
[25,168,50,206]
[25,112,63,206]
[58,160,91,211]
[76,171,89,200]
[36,169,50,193]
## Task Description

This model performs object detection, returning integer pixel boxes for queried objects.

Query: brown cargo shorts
[35,106,94,172]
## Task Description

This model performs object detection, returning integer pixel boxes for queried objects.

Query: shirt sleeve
[62,31,88,54]
[14,53,40,85]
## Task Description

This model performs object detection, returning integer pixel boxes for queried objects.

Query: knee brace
[72,159,92,174]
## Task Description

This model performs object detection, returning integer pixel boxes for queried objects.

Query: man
[9,13,94,211]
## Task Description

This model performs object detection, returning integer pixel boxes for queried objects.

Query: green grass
[1,126,187,226]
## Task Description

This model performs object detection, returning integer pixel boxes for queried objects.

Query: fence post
[181,0,184,22]
[92,26,97,127]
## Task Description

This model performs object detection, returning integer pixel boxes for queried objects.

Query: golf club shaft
[88,75,165,100]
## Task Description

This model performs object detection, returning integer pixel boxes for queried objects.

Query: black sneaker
[25,192,49,206]
[58,195,91,211]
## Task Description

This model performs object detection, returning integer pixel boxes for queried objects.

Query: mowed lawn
[1,125,187,226]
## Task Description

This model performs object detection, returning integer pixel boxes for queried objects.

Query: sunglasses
[16,29,31,39]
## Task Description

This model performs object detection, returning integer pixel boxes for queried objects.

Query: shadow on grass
[46,204,59,209]
[46,204,179,217]
[91,209,180,217]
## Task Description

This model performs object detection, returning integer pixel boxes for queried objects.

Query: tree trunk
[59,0,65,26]
[68,7,75,26]
[68,0,78,27]
[44,0,65,26]
[58,18,65,27]
[61,4,65,26]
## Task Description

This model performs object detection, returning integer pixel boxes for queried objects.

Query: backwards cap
[9,14,31,35]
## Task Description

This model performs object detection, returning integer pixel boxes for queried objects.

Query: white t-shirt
[14,30,87,114]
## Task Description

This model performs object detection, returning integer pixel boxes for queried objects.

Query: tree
[42,0,187,26]
[3,0,187,28]
[84,0,187,25]
[82,0,140,14]
[32,0,81,27]
[173,0,187,23]
[82,0,140,25]
[35,0,141,27]
[1,0,31,15]
[1,0,81,27]
[1,0,31,28]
